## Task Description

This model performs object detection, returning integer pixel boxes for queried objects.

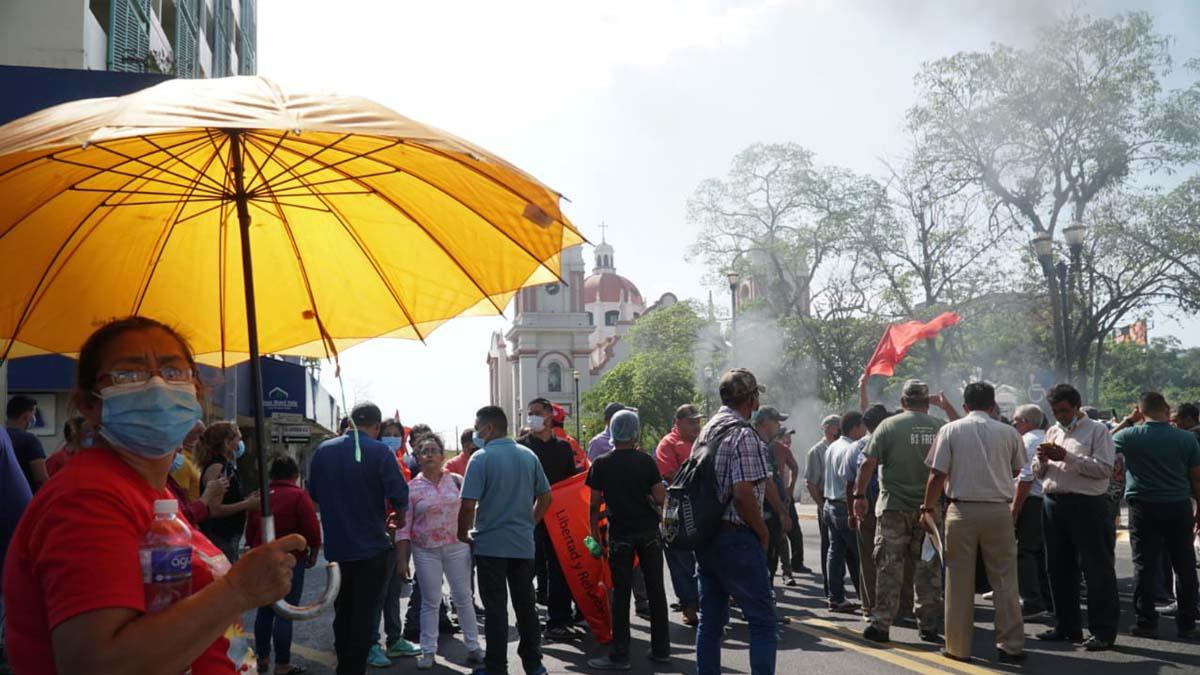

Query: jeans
[1015,496,1052,613]
[1129,499,1199,631]
[664,548,699,609]
[696,528,778,675]
[371,547,405,647]
[535,524,573,627]
[1044,493,1119,642]
[783,498,804,572]
[608,533,670,662]
[255,563,306,664]
[333,549,390,675]
[475,555,542,674]
[413,543,480,655]
[817,502,830,597]
[765,514,783,582]
[823,500,860,604]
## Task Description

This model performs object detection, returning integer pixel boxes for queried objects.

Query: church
[486,233,677,433]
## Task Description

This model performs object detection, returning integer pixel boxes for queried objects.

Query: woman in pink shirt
[396,435,482,670]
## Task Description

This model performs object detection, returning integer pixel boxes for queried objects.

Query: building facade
[0,0,256,78]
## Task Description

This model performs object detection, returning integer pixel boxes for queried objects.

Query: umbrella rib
[248,132,357,195]
[87,137,229,196]
[174,200,228,225]
[3,136,216,357]
[242,135,427,342]
[130,136,227,317]
[254,169,394,195]
[0,134,214,242]
[137,133,235,195]
[266,135,567,285]
[218,198,231,370]
[52,155,224,197]
[241,129,289,196]
[250,134,401,196]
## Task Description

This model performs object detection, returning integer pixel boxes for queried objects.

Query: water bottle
[583,535,603,558]
[140,499,193,614]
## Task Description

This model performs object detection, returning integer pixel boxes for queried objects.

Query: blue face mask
[234,439,246,459]
[472,432,487,449]
[381,436,404,452]
[98,379,203,459]
[170,452,186,474]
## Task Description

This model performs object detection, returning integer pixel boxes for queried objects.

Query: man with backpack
[692,368,778,675]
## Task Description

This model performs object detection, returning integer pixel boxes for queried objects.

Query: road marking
[290,643,338,669]
[799,617,1003,675]
[786,620,955,674]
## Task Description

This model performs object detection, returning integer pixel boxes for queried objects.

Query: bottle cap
[153,499,179,515]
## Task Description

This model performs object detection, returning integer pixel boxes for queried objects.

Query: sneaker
[587,656,631,670]
[416,653,435,670]
[1082,636,1115,651]
[543,625,582,640]
[829,600,860,613]
[467,648,486,665]
[862,625,890,643]
[1036,628,1083,643]
[981,591,994,600]
[646,650,671,664]
[635,604,651,619]
[386,638,422,658]
[784,577,799,587]
[1159,602,1179,617]
[367,645,392,668]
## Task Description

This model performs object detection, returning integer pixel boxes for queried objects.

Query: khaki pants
[856,500,877,614]
[945,502,1024,658]
[871,509,942,632]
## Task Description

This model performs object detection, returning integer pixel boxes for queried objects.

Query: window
[587,312,594,326]
[633,312,641,320]
[605,311,619,326]
[548,362,563,393]
[544,283,560,295]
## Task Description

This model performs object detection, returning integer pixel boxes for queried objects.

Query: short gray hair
[1014,404,1043,427]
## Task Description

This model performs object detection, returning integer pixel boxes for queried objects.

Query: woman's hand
[201,476,229,509]
[223,534,305,610]
[241,491,261,513]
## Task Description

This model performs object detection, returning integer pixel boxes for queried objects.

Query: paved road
[252,514,1200,674]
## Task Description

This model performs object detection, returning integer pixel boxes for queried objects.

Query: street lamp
[702,365,713,417]
[1032,231,1053,267]
[1030,223,1088,388]
[726,270,740,365]
[572,369,581,440]
[1063,221,1086,262]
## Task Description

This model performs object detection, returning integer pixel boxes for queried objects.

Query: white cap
[153,499,179,515]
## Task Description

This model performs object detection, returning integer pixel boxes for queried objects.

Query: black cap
[603,402,626,421]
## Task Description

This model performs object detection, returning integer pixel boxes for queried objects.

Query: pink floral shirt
[396,470,464,549]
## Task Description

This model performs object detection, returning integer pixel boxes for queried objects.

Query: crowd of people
[0,315,1198,675]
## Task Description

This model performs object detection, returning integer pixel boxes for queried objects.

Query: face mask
[234,439,246,459]
[98,378,203,459]
[170,452,186,474]
[381,436,404,452]
[528,415,545,432]
[472,430,487,449]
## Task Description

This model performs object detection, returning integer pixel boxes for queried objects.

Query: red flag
[543,473,613,643]
[864,312,961,377]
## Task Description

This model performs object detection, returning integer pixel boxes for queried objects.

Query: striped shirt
[925,411,1025,503]
[696,406,769,526]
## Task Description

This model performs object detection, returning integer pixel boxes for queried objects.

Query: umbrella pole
[228,130,340,620]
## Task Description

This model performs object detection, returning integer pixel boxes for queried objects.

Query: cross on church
[599,221,608,242]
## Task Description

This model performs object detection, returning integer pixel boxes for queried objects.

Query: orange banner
[543,473,613,643]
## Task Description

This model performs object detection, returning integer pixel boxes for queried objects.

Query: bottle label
[143,546,193,583]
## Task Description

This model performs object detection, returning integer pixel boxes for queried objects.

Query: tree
[1096,338,1200,413]
[908,12,1198,384]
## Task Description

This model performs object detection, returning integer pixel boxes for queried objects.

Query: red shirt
[2,447,254,675]
[245,480,322,564]
[655,426,694,480]
[444,450,471,478]
[167,476,210,527]
[45,450,70,477]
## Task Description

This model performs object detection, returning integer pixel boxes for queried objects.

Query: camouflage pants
[871,509,943,632]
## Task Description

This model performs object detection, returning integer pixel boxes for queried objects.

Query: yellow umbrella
[0,76,583,618]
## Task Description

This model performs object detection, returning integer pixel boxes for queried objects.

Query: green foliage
[1096,338,1200,412]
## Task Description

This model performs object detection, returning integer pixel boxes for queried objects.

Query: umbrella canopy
[0,75,583,365]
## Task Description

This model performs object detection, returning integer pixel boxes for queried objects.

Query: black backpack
[660,421,749,551]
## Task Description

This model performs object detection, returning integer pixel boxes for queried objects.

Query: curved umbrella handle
[262,515,341,620]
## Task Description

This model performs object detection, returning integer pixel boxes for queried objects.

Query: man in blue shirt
[458,405,552,675]
[308,403,409,675]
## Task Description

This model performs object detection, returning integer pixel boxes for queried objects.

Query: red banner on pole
[543,473,613,643]
[864,312,962,377]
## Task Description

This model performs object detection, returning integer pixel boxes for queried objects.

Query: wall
[0,0,88,70]
[83,7,108,70]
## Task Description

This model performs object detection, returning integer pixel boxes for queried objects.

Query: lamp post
[572,369,581,440]
[726,270,740,365]
[702,365,713,417]
[1031,223,1087,387]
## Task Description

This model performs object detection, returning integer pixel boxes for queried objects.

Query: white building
[487,236,676,433]
[0,0,256,78]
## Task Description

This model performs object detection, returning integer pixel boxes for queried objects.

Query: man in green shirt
[853,379,945,644]
[1113,391,1200,639]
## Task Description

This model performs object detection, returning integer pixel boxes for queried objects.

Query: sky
[257,0,1200,442]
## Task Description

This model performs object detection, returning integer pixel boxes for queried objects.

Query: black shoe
[646,651,671,664]
[997,649,1026,664]
[1036,628,1082,643]
[784,577,800,587]
[1159,602,1178,617]
[794,565,812,574]
[635,605,651,619]
[669,602,683,611]
[1179,627,1197,640]
[919,630,944,645]
[862,625,890,643]
[941,650,971,663]
[1081,636,1114,651]
[1130,625,1158,639]
[536,590,548,606]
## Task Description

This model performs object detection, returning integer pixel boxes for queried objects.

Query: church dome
[583,272,643,305]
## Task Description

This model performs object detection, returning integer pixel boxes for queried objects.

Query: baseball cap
[751,406,789,424]
[603,402,626,421]
[902,379,930,399]
[820,414,842,428]
[675,404,703,421]
[610,409,641,443]
[719,368,765,402]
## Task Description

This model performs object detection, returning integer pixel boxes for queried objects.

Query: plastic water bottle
[140,499,193,614]
[583,535,603,558]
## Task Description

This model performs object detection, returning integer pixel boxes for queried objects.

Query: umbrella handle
[262,515,341,620]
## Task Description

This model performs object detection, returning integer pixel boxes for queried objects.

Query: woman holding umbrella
[1,317,306,674]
